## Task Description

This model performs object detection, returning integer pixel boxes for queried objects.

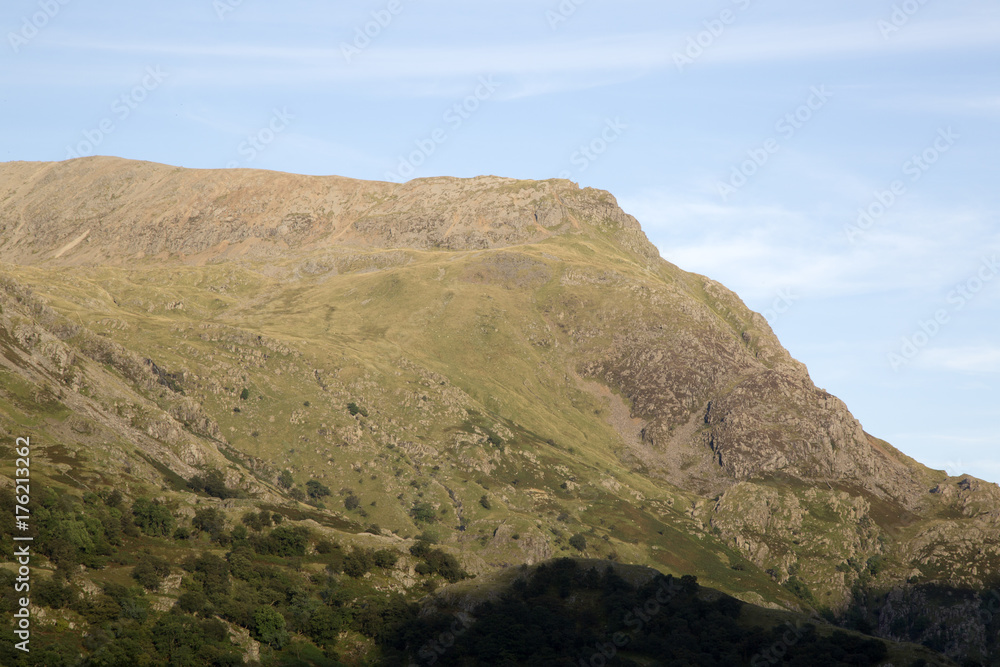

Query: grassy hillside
[1,158,998,664]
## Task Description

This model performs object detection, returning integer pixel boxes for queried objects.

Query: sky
[1,0,998,483]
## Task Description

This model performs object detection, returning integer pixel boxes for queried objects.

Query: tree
[479,495,491,510]
[239,388,249,400]
[131,498,174,537]
[306,479,332,500]
[277,469,294,489]
[344,494,360,510]
[252,525,309,557]
[254,606,289,649]
[343,548,374,578]
[192,553,231,597]
[131,553,172,591]
[372,549,399,569]
[192,507,227,541]
[569,534,587,552]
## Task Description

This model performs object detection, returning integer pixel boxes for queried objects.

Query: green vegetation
[383,559,891,666]
[0,179,989,666]
[188,468,245,500]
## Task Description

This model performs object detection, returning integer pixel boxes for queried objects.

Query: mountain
[0,156,997,665]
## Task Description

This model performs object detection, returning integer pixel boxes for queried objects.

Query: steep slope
[1,157,998,663]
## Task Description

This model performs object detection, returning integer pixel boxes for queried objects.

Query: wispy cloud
[16,13,998,93]
[621,188,999,301]
[919,346,1000,373]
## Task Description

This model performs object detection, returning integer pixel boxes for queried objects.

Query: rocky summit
[0,156,996,665]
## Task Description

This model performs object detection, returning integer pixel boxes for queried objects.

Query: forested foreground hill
[0,157,998,665]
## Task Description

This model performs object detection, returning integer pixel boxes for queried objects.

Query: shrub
[191,553,231,597]
[131,554,172,591]
[35,577,74,608]
[189,469,243,500]
[277,470,294,489]
[479,495,491,510]
[782,575,815,603]
[307,480,332,500]
[176,590,210,615]
[410,502,437,524]
[344,494,361,510]
[239,388,249,400]
[131,498,174,537]
[347,402,368,417]
[568,534,587,551]
[372,549,399,569]
[343,548,374,578]
[251,525,309,557]
[416,548,468,583]
[192,507,227,540]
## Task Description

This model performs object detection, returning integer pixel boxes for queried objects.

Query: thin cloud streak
[17,15,998,91]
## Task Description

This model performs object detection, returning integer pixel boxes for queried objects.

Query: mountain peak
[0,157,657,267]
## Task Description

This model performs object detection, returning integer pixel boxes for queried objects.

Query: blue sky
[2,0,998,483]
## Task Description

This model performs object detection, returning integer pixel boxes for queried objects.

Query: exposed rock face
[703,370,923,504]
[0,157,656,265]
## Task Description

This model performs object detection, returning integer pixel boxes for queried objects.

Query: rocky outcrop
[0,157,659,266]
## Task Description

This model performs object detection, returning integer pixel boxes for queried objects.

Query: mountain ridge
[1,157,998,664]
